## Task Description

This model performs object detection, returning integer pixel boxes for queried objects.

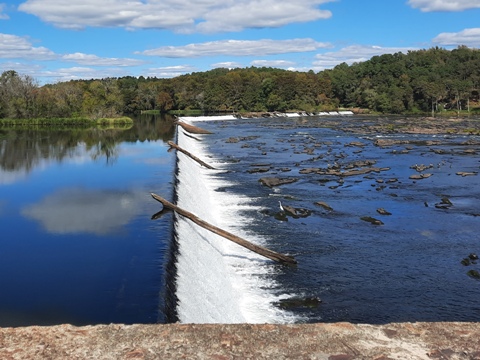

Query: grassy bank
[0,116,134,129]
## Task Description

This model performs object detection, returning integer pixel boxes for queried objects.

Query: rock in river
[314,201,333,211]
[376,208,392,215]
[361,216,384,225]
[456,171,478,177]
[279,201,311,218]
[259,177,298,187]
[467,270,480,280]
[409,173,433,180]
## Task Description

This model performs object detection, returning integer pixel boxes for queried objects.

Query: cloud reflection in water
[22,187,143,235]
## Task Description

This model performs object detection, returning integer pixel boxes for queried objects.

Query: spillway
[172,116,293,324]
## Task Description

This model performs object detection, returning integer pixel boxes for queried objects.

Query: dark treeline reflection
[0,114,175,172]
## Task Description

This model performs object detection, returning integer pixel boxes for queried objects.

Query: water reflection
[0,113,175,174]
[0,114,176,326]
[21,188,144,235]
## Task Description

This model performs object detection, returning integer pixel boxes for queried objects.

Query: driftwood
[176,121,213,134]
[168,141,215,169]
[151,208,172,220]
[151,193,297,265]
[182,131,201,141]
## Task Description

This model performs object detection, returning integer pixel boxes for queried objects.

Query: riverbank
[0,116,133,129]
[1,322,479,359]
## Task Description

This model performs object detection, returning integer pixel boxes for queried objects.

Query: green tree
[0,70,38,118]
[157,91,174,112]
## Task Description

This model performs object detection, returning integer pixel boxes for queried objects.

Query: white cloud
[408,0,480,12]
[250,59,296,68]
[139,38,330,57]
[313,45,418,70]
[0,61,44,74]
[0,34,146,66]
[0,62,139,84]
[18,0,335,33]
[432,28,480,46]
[195,0,333,33]
[0,33,56,60]
[18,0,187,31]
[62,52,145,66]
[0,4,9,19]
[211,61,243,69]
[43,66,129,82]
[145,65,198,78]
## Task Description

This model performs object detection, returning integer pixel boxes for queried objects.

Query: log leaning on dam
[167,141,215,169]
[165,120,296,264]
[151,193,297,265]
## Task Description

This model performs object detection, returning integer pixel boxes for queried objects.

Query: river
[173,115,480,324]
[0,115,176,326]
[1,114,479,326]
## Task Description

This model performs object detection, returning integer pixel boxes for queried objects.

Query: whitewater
[173,116,295,324]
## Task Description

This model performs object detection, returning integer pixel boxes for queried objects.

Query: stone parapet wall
[1,322,479,359]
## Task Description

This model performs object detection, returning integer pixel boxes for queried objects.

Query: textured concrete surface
[1,322,479,359]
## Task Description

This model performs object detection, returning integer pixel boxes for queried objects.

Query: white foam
[179,115,237,122]
[174,117,295,324]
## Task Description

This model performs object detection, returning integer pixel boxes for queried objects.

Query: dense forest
[1,46,479,120]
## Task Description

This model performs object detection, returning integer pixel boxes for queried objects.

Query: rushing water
[0,115,176,327]
[174,115,480,324]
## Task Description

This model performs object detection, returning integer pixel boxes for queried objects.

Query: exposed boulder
[456,171,478,177]
[361,216,384,225]
[259,177,298,187]
[248,167,270,174]
[409,173,433,180]
[314,201,333,211]
[435,197,453,209]
[279,201,311,218]
[376,208,392,215]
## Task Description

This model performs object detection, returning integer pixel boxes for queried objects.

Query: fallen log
[176,121,213,134]
[151,193,297,265]
[182,132,202,141]
[168,141,215,169]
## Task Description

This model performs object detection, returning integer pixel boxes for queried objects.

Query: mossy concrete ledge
[1,322,479,359]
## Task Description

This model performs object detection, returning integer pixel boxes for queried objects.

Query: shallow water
[0,116,176,326]
[178,115,480,324]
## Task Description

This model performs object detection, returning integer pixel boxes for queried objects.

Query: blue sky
[1,0,480,84]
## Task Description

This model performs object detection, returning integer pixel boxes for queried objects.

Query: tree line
[1,46,479,120]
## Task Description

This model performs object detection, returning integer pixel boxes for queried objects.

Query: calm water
[0,115,176,327]
[186,116,480,324]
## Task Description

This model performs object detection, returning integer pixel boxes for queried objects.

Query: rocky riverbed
[183,114,480,324]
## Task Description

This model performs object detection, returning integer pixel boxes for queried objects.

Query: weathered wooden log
[182,132,202,141]
[176,121,213,134]
[151,193,297,265]
[151,208,172,220]
[168,141,215,169]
